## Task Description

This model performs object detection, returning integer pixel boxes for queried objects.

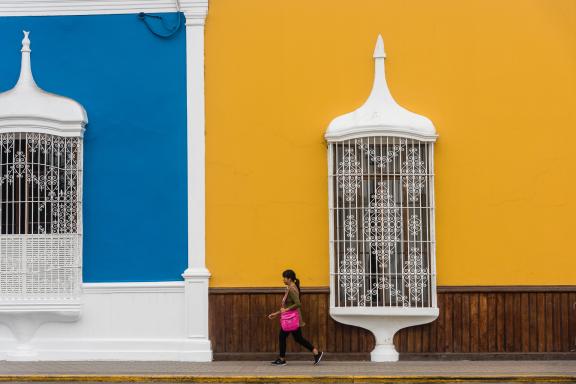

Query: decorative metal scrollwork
[0,132,82,299]
[0,133,80,235]
[357,139,405,170]
[331,137,433,308]
[339,247,364,299]
[401,147,427,202]
[364,182,402,266]
[336,148,363,202]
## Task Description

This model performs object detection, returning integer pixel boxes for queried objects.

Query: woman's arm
[268,310,280,319]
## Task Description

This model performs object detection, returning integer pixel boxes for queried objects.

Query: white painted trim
[325,127,438,143]
[182,7,212,361]
[0,338,213,361]
[184,15,207,273]
[0,302,81,311]
[0,0,208,18]
[0,119,85,137]
[82,281,185,294]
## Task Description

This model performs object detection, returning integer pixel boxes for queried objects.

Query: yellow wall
[204,0,576,287]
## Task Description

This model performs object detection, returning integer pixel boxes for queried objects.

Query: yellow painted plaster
[205,0,576,287]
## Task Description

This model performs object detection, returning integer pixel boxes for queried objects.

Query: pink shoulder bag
[280,287,300,332]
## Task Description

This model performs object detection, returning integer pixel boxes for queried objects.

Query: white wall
[0,282,211,361]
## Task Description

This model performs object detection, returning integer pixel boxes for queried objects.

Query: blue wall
[0,14,188,282]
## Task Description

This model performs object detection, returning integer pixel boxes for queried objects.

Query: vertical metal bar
[348,139,354,306]
[25,133,30,297]
[77,138,83,297]
[362,137,369,305]
[334,143,340,307]
[350,139,366,307]
[54,136,60,298]
[342,140,358,306]
[327,143,335,309]
[424,141,429,307]
[43,135,48,297]
[375,136,380,307]
[388,136,394,307]
[399,137,406,307]
[405,139,412,306]
[0,134,4,297]
[374,136,378,306]
[417,140,423,308]
[381,136,386,307]
[12,134,16,236]
[429,143,437,308]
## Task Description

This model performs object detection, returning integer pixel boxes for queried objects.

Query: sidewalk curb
[0,375,575,383]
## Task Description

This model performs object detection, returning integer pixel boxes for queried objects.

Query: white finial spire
[21,31,31,53]
[367,34,395,106]
[16,30,37,89]
[373,34,386,59]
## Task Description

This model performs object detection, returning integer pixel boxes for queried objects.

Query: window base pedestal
[330,306,439,362]
[0,302,81,360]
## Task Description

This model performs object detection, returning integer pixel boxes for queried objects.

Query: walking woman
[267,269,324,365]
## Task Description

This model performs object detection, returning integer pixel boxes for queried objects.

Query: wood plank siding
[209,286,576,360]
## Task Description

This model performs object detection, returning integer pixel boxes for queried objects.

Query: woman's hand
[268,312,278,319]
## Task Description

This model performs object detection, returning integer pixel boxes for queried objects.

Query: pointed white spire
[325,35,437,141]
[373,34,386,59]
[367,34,395,107]
[16,31,38,89]
[21,30,31,53]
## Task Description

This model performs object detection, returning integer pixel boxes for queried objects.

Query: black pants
[279,327,314,358]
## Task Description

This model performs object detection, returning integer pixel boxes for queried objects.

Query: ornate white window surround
[326,35,439,362]
[0,31,87,357]
[0,0,211,361]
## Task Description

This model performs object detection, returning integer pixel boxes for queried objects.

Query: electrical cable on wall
[138,0,184,38]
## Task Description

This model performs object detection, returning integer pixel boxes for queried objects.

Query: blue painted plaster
[0,13,189,282]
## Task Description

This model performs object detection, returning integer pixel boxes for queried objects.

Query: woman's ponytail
[282,269,301,293]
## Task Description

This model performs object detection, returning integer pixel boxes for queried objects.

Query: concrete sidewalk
[0,360,575,383]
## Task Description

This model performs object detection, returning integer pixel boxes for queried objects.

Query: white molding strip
[0,0,208,17]
[82,281,185,294]
[0,338,212,361]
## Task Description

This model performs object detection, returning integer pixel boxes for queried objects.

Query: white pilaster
[181,0,212,361]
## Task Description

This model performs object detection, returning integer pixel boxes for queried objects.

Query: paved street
[0,360,575,382]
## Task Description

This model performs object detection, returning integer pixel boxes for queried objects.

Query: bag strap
[281,284,299,306]
[281,287,289,306]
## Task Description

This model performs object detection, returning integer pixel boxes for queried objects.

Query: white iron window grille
[330,137,434,308]
[0,132,82,300]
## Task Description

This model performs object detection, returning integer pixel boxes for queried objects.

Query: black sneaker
[271,358,287,366]
[313,351,324,365]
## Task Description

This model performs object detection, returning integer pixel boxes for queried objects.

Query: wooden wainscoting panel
[209,286,576,360]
